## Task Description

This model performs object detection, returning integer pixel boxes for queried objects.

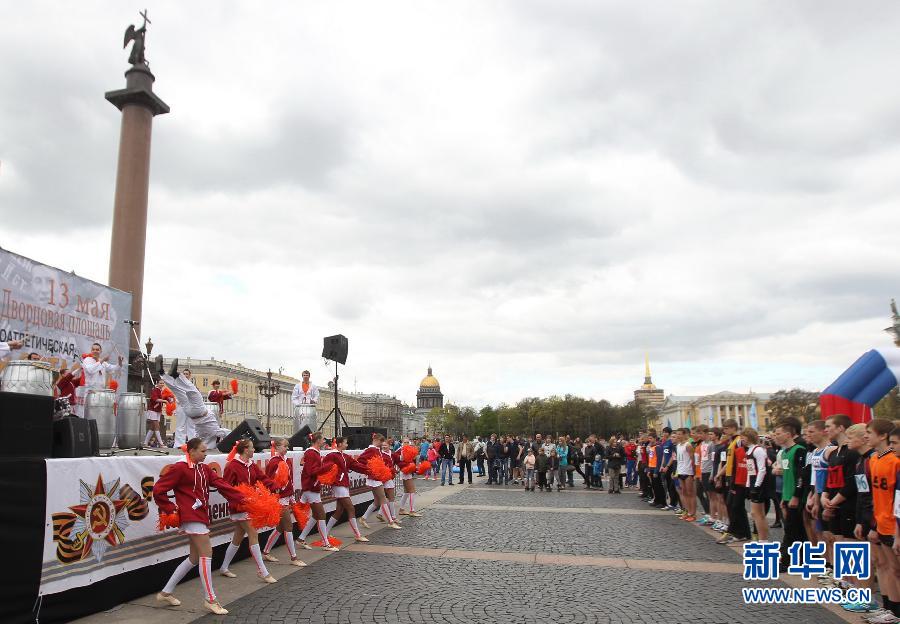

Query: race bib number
[894,491,900,519]
[854,474,870,493]
[746,459,756,476]
[782,459,790,470]
[720,451,727,462]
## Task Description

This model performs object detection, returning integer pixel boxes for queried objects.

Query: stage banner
[0,247,132,375]
[39,449,377,596]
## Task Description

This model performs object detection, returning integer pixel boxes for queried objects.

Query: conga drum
[84,389,117,449]
[293,403,317,433]
[0,360,53,396]
[116,392,146,448]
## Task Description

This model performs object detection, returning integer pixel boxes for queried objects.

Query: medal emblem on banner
[51,474,151,564]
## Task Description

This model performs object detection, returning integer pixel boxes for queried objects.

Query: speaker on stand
[288,425,313,450]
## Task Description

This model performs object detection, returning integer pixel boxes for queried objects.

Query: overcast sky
[2,1,898,408]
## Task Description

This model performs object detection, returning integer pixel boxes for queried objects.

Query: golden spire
[642,354,655,389]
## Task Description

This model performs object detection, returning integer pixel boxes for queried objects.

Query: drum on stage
[293,403,317,433]
[0,360,53,396]
[202,401,220,421]
[116,392,146,449]
[84,389,116,449]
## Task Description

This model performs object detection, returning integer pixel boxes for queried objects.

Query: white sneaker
[355,535,370,542]
[322,545,340,552]
[295,539,312,550]
[220,569,236,578]
[866,612,900,624]
[156,592,181,607]
[359,518,371,529]
[290,557,307,567]
[204,601,228,615]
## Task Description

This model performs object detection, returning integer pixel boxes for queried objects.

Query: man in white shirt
[156,357,228,448]
[290,370,319,432]
[75,342,123,416]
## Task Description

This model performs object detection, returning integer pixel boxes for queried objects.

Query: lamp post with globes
[258,369,279,434]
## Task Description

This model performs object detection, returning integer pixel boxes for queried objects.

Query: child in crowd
[523,448,536,491]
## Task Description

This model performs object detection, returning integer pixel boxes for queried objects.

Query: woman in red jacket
[218,439,277,583]
[152,438,245,615]
[358,433,401,530]
[295,432,340,551]
[262,438,307,566]
[322,436,371,542]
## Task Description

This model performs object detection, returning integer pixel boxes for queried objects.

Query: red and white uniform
[146,386,164,422]
[223,456,275,520]
[357,445,385,488]
[299,446,326,503]
[265,453,295,505]
[396,446,417,481]
[382,449,397,490]
[323,451,366,499]
[152,458,244,534]
[55,370,81,404]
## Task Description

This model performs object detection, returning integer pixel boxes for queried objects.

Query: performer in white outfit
[290,370,319,433]
[173,369,197,446]
[156,357,229,449]
[75,342,123,416]
[0,339,24,360]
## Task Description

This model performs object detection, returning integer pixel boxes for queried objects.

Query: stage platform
[2,449,378,624]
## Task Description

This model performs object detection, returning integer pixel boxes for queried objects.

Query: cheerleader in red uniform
[262,438,307,566]
[152,438,245,615]
[295,432,340,551]
[322,436,370,542]
[218,439,278,583]
[397,438,423,517]
[358,433,402,529]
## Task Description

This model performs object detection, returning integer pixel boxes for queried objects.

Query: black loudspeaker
[288,425,313,449]
[53,416,94,458]
[341,426,387,450]
[0,391,54,458]
[322,334,348,365]
[87,418,100,455]
[217,418,271,453]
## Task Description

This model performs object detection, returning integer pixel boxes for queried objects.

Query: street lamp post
[258,369,279,434]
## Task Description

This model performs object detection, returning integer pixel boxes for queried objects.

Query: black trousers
[476,456,485,476]
[727,486,751,539]
[537,471,547,488]
[779,503,807,564]
[698,473,711,515]
[487,459,497,484]
[664,471,680,507]
[639,466,650,496]
[651,473,666,505]
[458,458,472,483]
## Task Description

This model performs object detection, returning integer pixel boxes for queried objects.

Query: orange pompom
[292,501,310,528]
[272,460,290,488]
[230,378,239,394]
[157,510,180,531]
[107,379,119,390]
[311,536,342,548]
[401,463,416,474]
[416,461,432,475]
[401,445,418,463]
[366,456,393,482]
[317,464,340,486]
[161,387,174,398]
[165,401,176,416]
[227,443,239,463]
[236,482,282,528]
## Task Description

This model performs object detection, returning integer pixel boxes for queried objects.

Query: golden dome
[419,366,440,389]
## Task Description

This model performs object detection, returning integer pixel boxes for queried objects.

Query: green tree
[766,389,820,423]
[474,405,498,438]
[874,387,900,421]
[425,407,445,436]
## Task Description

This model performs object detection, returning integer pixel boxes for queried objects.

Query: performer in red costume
[397,438,423,517]
[295,432,340,551]
[219,440,278,584]
[262,438,307,566]
[358,433,401,530]
[321,436,370,542]
[152,438,245,615]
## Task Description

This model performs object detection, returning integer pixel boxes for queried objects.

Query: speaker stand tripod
[317,360,349,439]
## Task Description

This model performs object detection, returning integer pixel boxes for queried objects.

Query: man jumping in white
[75,342,123,416]
[172,369,197,447]
[156,357,229,449]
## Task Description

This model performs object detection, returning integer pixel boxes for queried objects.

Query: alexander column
[105,10,169,351]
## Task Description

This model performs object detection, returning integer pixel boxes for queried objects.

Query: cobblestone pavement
[191,484,849,624]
